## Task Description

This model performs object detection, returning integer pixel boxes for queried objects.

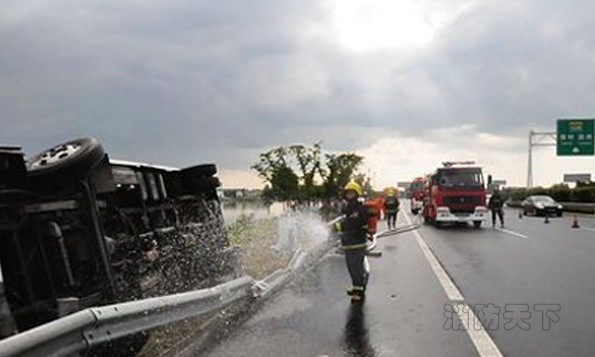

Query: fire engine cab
[422,161,488,228]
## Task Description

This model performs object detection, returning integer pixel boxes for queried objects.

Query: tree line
[251,143,371,202]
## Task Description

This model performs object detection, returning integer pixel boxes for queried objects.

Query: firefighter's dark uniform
[384,194,400,230]
[488,192,504,227]
[341,198,370,298]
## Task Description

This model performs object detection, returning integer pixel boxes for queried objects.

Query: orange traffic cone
[571,215,580,229]
[544,213,550,224]
[518,210,523,219]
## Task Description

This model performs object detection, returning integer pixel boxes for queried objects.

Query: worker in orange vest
[365,194,384,235]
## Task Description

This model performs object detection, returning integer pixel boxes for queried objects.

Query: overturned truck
[0,137,240,339]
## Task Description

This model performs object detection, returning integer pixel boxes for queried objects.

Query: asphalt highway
[183,203,595,357]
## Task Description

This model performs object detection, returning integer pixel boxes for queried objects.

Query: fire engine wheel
[27,137,106,183]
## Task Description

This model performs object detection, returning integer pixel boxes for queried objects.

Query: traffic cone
[518,210,523,219]
[544,213,550,224]
[571,215,580,229]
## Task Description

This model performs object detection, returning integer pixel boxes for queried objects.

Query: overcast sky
[1,0,594,188]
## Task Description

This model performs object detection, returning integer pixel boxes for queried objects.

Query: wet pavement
[183,204,595,357]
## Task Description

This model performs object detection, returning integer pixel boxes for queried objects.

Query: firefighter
[384,188,400,230]
[340,181,372,303]
[488,189,505,228]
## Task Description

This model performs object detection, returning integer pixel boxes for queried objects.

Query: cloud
[1,0,594,187]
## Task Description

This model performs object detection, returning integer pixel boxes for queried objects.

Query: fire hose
[331,210,423,256]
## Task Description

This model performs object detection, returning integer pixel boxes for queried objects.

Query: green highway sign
[557,119,594,156]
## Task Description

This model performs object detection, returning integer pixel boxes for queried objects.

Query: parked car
[522,195,563,217]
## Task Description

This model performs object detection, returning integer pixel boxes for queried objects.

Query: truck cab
[422,161,488,228]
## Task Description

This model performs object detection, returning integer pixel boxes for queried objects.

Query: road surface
[181,204,595,357]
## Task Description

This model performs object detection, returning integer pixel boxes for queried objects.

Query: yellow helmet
[343,181,363,196]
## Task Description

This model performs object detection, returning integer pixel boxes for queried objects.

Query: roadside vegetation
[251,143,369,202]
[226,214,289,278]
[503,182,595,213]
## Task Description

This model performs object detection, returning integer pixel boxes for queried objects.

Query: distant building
[218,188,262,199]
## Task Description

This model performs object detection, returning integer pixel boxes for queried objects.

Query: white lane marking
[403,213,503,357]
[494,227,528,239]
[456,303,504,357]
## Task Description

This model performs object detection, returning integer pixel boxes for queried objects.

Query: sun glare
[330,0,434,52]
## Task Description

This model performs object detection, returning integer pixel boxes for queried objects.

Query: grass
[138,214,287,356]
[226,214,289,278]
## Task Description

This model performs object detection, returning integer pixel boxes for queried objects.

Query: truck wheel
[27,137,106,188]
[181,164,217,178]
[184,176,221,193]
[473,221,482,229]
[180,164,218,193]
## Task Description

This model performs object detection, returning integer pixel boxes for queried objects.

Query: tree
[320,153,364,199]
[252,144,365,202]
[251,147,298,201]
[288,143,323,200]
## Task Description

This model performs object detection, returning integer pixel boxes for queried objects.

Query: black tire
[180,164,218,194]
[181,164,217,178]
[163,171,187,197]
[473,221,482,229]
[185,176,221,193]
[27,137,106,189]
[557,211,563,217]
[204,188,219,201]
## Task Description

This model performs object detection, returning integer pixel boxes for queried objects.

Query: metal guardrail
[0,215,344,357]
[0,277,254,357]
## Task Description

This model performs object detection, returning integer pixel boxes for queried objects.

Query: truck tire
[185,176,221,193]
[27,137,106,190]
[181,164,217,179]
[473,221,482,229]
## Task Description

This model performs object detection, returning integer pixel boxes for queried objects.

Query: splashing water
[272,210,330,254]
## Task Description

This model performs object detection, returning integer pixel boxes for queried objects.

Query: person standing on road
[384,188,400,230]
[340,181,372,303]
[488,189,505,228]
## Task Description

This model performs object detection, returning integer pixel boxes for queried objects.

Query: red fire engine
[422,161,489,228]
[409,177,425,214]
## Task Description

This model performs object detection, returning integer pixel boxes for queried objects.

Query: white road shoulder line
[403,213,503,357]
[494,227,528,239]
[403,213,463,302]
[414,231,464,302]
